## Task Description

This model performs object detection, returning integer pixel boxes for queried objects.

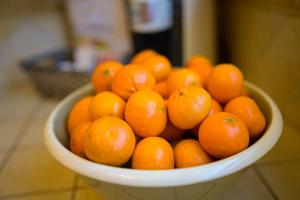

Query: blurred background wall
[0,0,217,96]
[218,0,300,130]
[0,0,66,93]
[182,0,216,62]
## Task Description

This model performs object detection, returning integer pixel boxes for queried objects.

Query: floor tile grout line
[75,185,87,191]
[0,99,42,175]
[10,144,46,152]
[252,165,279,200]
[257,158,300,167]
[0,187,73,199]
[201,183,217,200]
[173,187,177,200]
[70,174,80,200]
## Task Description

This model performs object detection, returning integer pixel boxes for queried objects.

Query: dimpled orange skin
[168,85,211,130]
[67,96,93,134]
[153,81,168,99]
[159,120,184,142]
[90,91,126,120]
[70,122,91,158]
[132,137,174,170]
[142,55,172,81]
[225,96,266,140]
[91,61,123,93]
[174,139,213,168]
[186,56,213,87]
[131,49,157,65]
[207,64,244,104]
[199,112,249,159]
[125,89,167,137]
[111,64,156,100]
[191,99,223,136]
[84,117,136,166]
[167,68,202,96]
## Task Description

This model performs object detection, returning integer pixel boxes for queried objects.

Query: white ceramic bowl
[44,81,283,200]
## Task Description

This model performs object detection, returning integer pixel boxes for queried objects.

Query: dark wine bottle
[127,0,173,59]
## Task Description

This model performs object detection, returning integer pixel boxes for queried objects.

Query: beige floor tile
[0,146,75,196]
[6,191,71,200]
[224,168,273,200]
[75,188,103,200]
[0,64,38,100]
[3,78,38,99]
[0,151,7,166]
[78,178,87,187]
[0,120,23,150]
[258,162,300,200]
[257,122,300,164]
[0,94,39,150]
[0,91,38,120]
[17,100,58,149]
[284,99,300,132]
[0,77,37,101]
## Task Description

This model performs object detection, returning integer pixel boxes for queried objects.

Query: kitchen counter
[0,67,299,200]
[0,2,299,198]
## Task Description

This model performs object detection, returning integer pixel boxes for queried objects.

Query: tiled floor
[0,71,299,200]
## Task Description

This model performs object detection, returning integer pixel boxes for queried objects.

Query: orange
[153,81,168,99]
[174,139,212,168]
[125,89,167,137]
[70,122,91,158]
[84,117,136,166]
[132,137,174,169]
[164,99,168,106]
[207,99,223,116]
[91,61,123,93]
[224,96,266,140]
[142,55,172,81]
[67,96,93,134]
[168,85,211,129]
[111,64,156,100]
[190,99,223,136]
[207,64,244,104]
[90,91,126,120]
[160,120,184,142]
[186,55,213,87]
[199,112,249,158]
[131,49,157,64]
[167,68,202,96]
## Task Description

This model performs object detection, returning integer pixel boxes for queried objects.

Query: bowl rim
[44,81,283,187]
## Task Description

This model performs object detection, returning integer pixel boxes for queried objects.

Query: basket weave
[25,69,89,99]
[20,49,90,99]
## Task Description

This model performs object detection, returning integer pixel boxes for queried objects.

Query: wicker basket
[20,49,90,99]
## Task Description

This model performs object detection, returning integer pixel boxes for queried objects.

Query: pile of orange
[67,49,266,169]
